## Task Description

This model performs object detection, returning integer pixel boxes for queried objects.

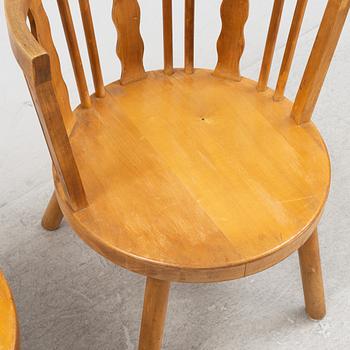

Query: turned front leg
[139,277,170,350]
[41,192,63,231]
[298,229,326,320]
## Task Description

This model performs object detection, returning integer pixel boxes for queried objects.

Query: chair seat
[0,272,18,350]
[55,69,330,282]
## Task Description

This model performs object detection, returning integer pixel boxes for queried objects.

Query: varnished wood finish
[214,0,249,81]
[112,0,146,85]
[184,0,195,74]
[6,1,350,348]
[78,0,105,97]
[139,278,170,350]
[162,0,174,75]
[274,0,308,101]
[57,0,91,108]
[41,192,63,231]
[55,69,330,282]
[292,0,350,124]
[299,229,326,320]
[0,272,19,350]
[257,0,285,91]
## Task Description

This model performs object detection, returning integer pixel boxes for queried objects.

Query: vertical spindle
[274,0,308,101]
[185,0,195,74]
[78,0,105,97]
[57,0,91,108]
[163,0,174,75]
[257,0,285,92]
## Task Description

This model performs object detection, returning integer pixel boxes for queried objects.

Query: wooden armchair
[5,0,350,348]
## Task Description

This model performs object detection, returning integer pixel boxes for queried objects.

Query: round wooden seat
[55,69,330,283]
[0,273,19,350]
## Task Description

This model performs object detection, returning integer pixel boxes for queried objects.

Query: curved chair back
[5,0,350,210]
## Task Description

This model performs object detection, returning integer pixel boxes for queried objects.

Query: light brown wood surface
[0,273,19,350]
[55,69,330,282]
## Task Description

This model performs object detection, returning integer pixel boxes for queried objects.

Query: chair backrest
[5,0,350,210]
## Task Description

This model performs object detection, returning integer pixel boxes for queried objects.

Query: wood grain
[274,0,308,101]
[139,278,170,350]
[257,0,285,92]
[299,229,326,320]
[214,0,249,81]
[0,272,19,350]
[55,69,330,282]
[112,0,146,85]
[291,0,350,124]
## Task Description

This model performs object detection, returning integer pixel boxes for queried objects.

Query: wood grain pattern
[79,0,105,97]
[214,0,249,81]
[55,69,330,282]
[299,229,326,320]
[57,0,91,108]
[139,278,170,350]
[185,0,195,74]
[0,272,19,350]
[274,0,308,101]
[112,0,146,85]
[257,0,285,92]
[162,0,174,75]
[291,0,350,124]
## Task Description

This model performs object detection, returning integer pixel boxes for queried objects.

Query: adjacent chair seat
[0,272,19,350]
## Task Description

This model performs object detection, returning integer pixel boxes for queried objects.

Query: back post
[5,0,87,211]
[291,0,350,124]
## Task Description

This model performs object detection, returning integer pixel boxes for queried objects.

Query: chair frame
[5,0,350,348]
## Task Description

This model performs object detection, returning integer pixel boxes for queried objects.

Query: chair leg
[41,192,63,231]
[138,277,171,350]
[298,229,326,320]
